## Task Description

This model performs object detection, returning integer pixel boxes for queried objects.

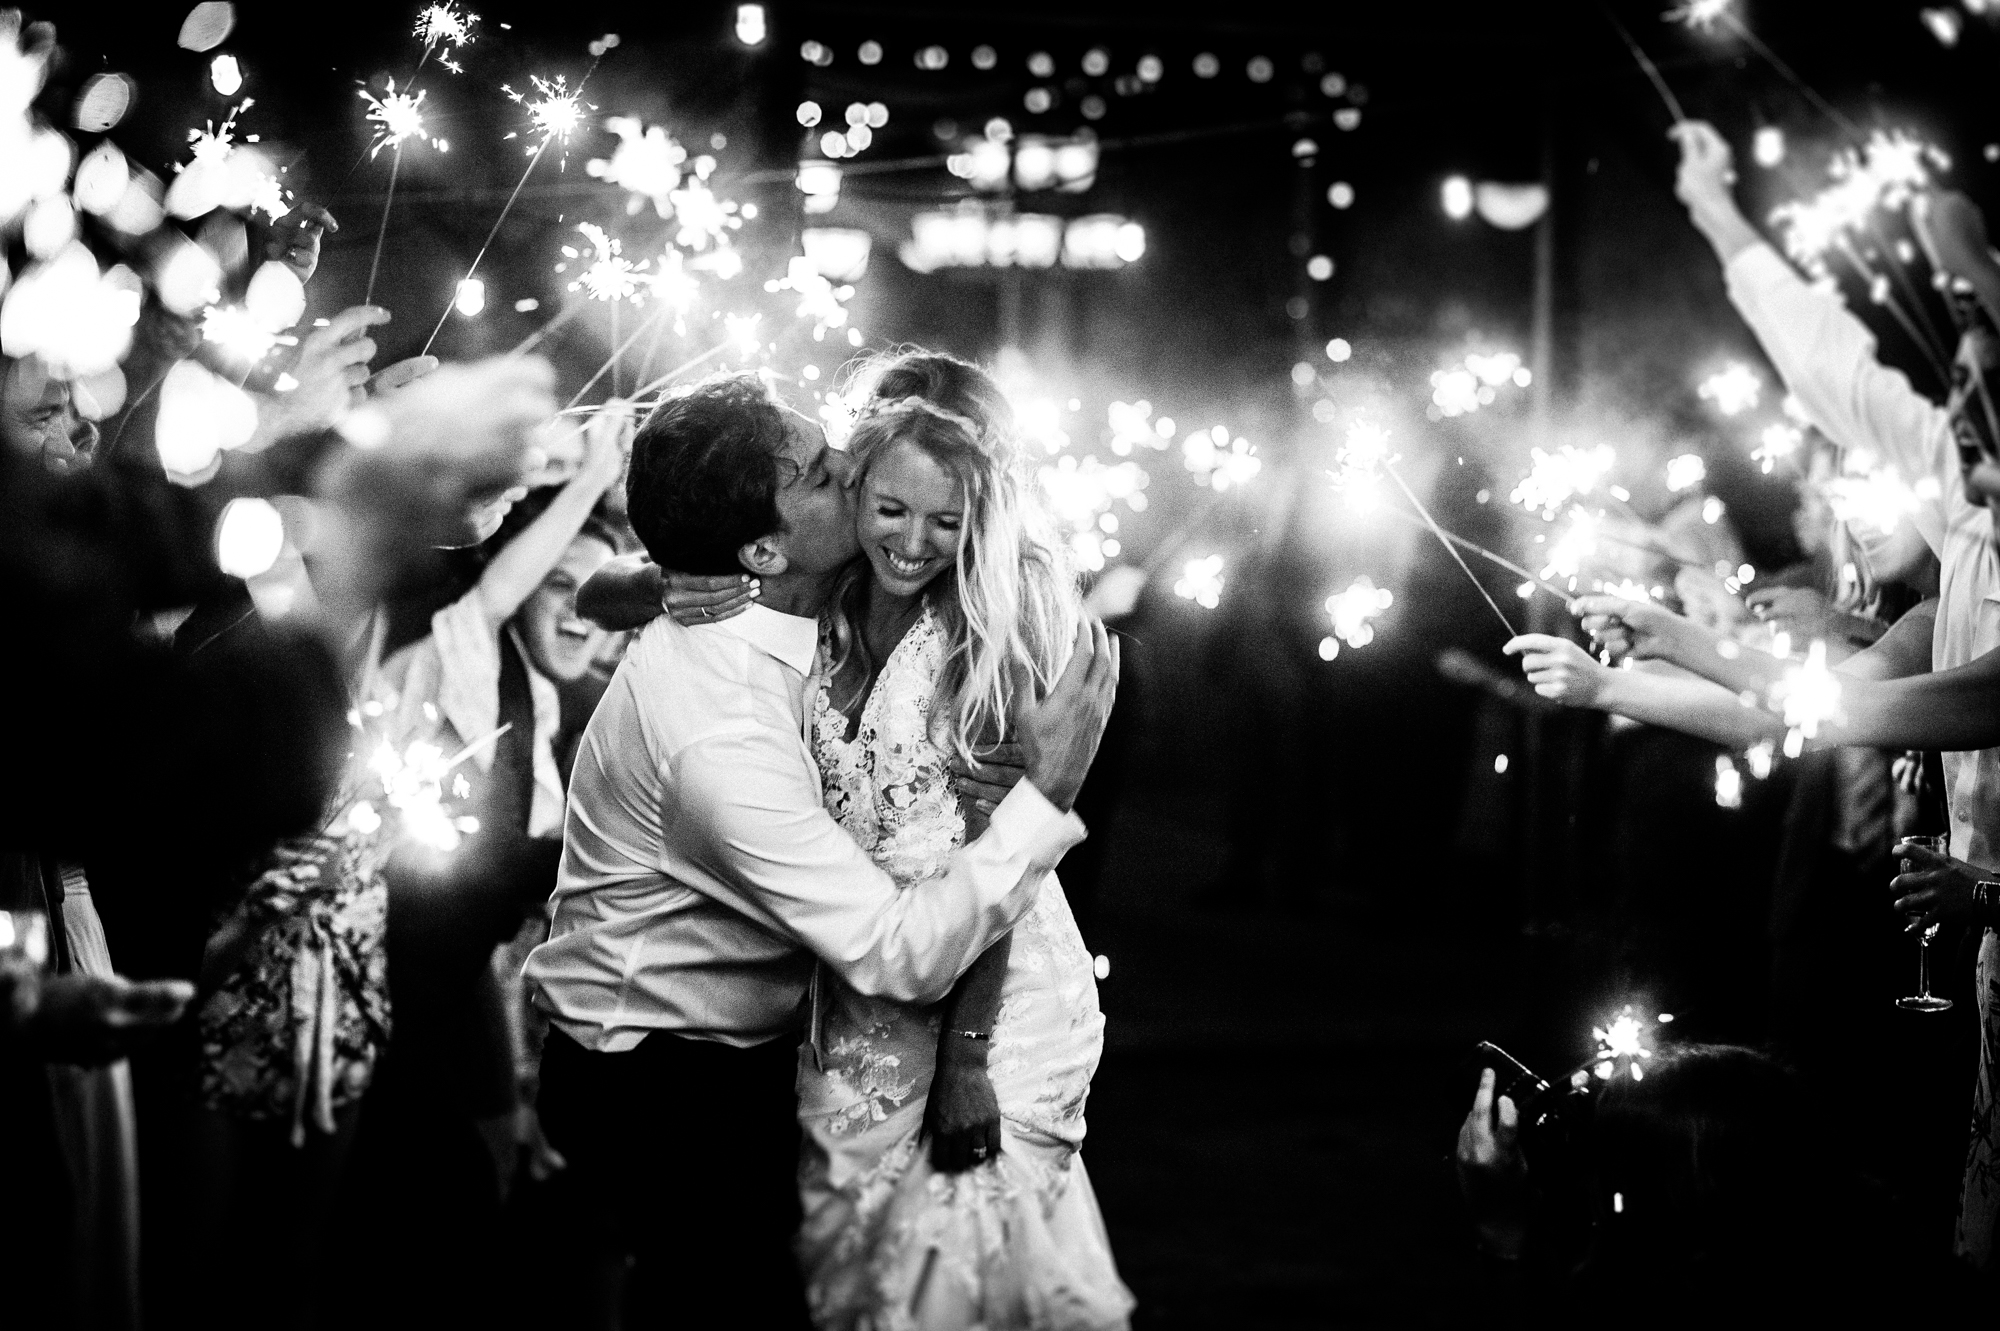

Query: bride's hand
[925,1047,1003,1173]
[662,569,759,625]
[952,742,1025,835]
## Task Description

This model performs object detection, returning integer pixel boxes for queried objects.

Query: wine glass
[1896,834,1954,1013]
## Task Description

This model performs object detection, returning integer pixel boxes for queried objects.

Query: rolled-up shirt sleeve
[669,724,1083,1005]
[1724,242,1953,550]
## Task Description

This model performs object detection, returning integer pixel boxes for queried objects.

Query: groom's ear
[738,534,789,578]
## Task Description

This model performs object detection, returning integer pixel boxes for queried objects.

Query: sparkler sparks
[586,116,688,216]
[1181,425,1261,491]
[1823,466,1929,534]
[562,222,645,303]
[1665,0,1733,30]
[1319,577,1393,659]
[1752,422,1804,473]
[1540,507,1604,581]
[362,735,482,853]
[1664,453,1707,492]
[764,256,852,339]
[1429,349,1529,418]
[504,73,590,159]
[1697,362,1762,416]
[414,3,479,72]
[1037,454,1148,571]
[1173,554,1225,609]
[200,303,285,362]
[1509,444,1615,518]
[1767,130,1950,277]
[1332,421,1393,513]
[359,79,440,157]
[1771,639,1843,757]
[1590,1006,1655,1081]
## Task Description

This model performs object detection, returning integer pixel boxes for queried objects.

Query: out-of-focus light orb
[1138,54,1163,83]
[1306,254,1335,281]
[734,4,767,45]
[1082,48,1110,76]
[74,72,135,132]
[1922,7,1964,45]
[1080,95,1106,121]
[1327,181,1355,209]
[245,259,305,328]
[1,246,143,378]
[1698,361,1761,415]
[1494,754,1510,774]
[1701,495,1726,525]
[1442,175,1474,220]
[985,116,1013,144]
[1028,51,1055,77]
[797,100,822,127]
[1290,361,1315,386]
[971,44,997,70]
[1334,107,1362,131]
[1112,222,1145,263]
[215,497,286,579]
[177,2,236,52]
[1024,87,1053,114]
[844,102,868,127]
[1246,56,1274,83]
[799,39,831,66]
[845,124,873,152]
[209,53,242,95]
[453,277,485,316]
[514,297,539,312]
[1292,137,1319,160]
[1193,52,1220,78]
[865,102,888,128]
[1174,555,1225,609]
[73,142,129,216]
[1320,71,1348,97]
[1665,452,1707,492]
[1326,337,1353,362]
[155,359,257,478]
[858,40,883,65]
[915,45,948,71]
[1753,126,1785,167]
[820,130,848,158]
[1094,954,1110,980]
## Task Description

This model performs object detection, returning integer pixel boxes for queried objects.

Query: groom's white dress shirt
[524,603,1085,1051]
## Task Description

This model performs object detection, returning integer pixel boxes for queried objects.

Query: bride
[584,351,1132,1329]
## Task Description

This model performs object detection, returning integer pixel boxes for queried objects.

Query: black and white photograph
[5,0,2000,1325]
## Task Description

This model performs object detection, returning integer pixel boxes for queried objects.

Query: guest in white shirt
[523,374,1118,1328]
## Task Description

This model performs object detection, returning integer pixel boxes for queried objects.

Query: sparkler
[764,256,852,340]
[1540,507,1604,582]
[563,222,645,304]
[1770,639,1843,757]
[1589,1005,1655,1082]
[1664,0,1731,29]
[1714,753,1744,809]
[1039,454,1149,572]
[413,3,479,75]
[1751,422,1803,473]
[1509,443,1616,518]
[1602,7,1685,125]
[423,43,614,356]
[357,78,448,307]
[1823,466,1929,535]
[587,116,688,216]
[1377,454,1518,635]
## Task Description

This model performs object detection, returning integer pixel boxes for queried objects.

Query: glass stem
[1919,934,1933,999]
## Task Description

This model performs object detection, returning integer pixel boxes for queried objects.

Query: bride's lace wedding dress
[795,602,1134,1330]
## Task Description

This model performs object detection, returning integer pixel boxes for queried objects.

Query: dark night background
[49,1,2000,1322]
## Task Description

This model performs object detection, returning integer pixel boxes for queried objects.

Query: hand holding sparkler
[1503,634,1615,708]
[1671,121,1762,264]
[1888,838,1986,932]
[1455,1068,1529,1260]
[249,305,389,447]
[365,355,440,399]
[1571,592,1711,666]
[261,201,337,285]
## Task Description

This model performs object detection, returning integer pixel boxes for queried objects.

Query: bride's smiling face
[857,438,965,598]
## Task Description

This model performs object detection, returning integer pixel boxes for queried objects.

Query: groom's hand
[1018,618,1119,813]
[952,742,1025,836]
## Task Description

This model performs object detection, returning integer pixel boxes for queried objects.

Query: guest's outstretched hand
[252,305,388,446]
[1456,1068,1528,1259]
[1670,120,1760,263]
[1504,634,1612,708]
[1890,839,1985,930]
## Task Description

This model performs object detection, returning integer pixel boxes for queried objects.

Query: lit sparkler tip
[1771,639,1843,753]
[358,79,437,156]
[415,3,480,56]
[1665,0,1733,29]
[506,73,591,151]
[1509,444,1615,518]
[1324,576,1393,649]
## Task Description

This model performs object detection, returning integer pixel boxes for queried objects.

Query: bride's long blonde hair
[828,350,1080,763]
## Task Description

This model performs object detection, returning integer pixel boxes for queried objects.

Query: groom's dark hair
[626,373,793,576]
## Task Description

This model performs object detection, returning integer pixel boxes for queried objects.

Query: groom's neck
[758,567,838,619]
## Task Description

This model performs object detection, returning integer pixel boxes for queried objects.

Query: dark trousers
[538,1026,810,1329]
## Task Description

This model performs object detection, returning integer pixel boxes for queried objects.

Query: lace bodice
[812,602,966,889]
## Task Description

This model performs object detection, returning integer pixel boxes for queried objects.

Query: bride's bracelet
[945,1029,991,1042]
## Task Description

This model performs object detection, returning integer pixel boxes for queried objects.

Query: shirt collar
[712,602,819,677]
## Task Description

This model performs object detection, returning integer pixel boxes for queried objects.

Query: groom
[525,374,1118,1327]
